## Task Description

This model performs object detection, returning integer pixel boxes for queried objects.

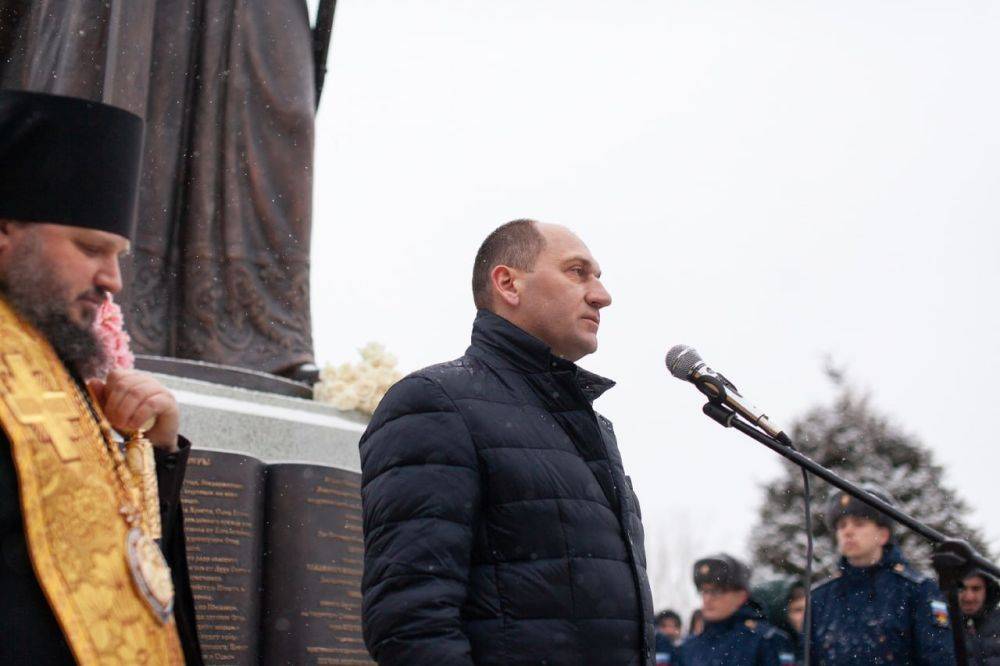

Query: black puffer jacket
[967,571,1000,666]
[360,310,654,665]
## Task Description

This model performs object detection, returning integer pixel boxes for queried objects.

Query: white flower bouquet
[313,342,403,415]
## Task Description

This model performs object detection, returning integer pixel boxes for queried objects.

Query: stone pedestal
[154,372,372,665]
[156,372,365,469]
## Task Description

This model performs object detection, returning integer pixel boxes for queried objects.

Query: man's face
[657,618,681,642]
[509,224,611,362]
[836,515,890,564]
[0,222,127,327]
[699,584,748,623]
[0,222,128,376]
[960,575,988,616]
[786,593,806,634]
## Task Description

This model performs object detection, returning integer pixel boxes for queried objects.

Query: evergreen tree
[750,368,992,580]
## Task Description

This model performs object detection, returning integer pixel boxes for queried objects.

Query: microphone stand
[701,400,997,666]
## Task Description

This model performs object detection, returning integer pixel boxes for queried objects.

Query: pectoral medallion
[126,527,175,623]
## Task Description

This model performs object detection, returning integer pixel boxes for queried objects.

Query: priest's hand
[87,369,180,453]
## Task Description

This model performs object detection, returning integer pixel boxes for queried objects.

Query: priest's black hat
[0,90,144,241]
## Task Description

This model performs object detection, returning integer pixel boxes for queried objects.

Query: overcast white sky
[307,0,1000,601]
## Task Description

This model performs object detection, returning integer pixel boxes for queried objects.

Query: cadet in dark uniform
[754,577,807,664]
[655,630,682,665]
[655,609,683,663]
[810,486,956,665]
[960,569,1000,665]
[680,553,796,665]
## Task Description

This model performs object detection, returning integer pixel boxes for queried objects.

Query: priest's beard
[0,235,108,380]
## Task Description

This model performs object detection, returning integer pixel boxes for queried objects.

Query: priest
[0,90,202,664]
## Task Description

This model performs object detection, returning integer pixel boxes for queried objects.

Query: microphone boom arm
[701,400,1000,578]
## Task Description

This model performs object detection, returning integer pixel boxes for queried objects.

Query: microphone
[665,344,790,444]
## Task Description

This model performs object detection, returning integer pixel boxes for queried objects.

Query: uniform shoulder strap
[887,561,928,585]
[811,571,842,592]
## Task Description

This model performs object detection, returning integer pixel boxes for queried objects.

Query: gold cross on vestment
[2,353,82,462]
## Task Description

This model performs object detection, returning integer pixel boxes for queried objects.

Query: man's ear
[877,526,891,547]
[491,264,520,308]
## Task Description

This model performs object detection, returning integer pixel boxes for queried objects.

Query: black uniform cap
[0,90,144,241]
[825,484,897,536]
[693,553,751,591]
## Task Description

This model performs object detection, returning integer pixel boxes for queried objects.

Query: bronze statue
[0,0,336,380]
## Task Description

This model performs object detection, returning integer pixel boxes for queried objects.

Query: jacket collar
[467,309,615,401]
[838,542,905,578]
[703,602,765,636]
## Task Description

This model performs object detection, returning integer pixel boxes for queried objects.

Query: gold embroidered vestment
[0,297,183,664]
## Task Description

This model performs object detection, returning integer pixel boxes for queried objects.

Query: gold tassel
[124,421,161,540]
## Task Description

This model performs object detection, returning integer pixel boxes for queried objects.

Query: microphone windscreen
[665,345,703,379]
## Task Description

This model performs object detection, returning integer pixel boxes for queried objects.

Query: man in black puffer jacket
[360,219,655,665]
[961,569,1000,665]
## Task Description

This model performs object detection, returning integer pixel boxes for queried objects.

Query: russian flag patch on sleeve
[931,599,950,627]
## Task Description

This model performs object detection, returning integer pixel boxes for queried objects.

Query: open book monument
[144,358,372,665]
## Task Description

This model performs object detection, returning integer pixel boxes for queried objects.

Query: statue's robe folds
[0,0,317,373]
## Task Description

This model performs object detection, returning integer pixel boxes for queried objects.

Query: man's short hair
[655,609,682,626]
[471,219,546,310]
[788,584,807,602]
